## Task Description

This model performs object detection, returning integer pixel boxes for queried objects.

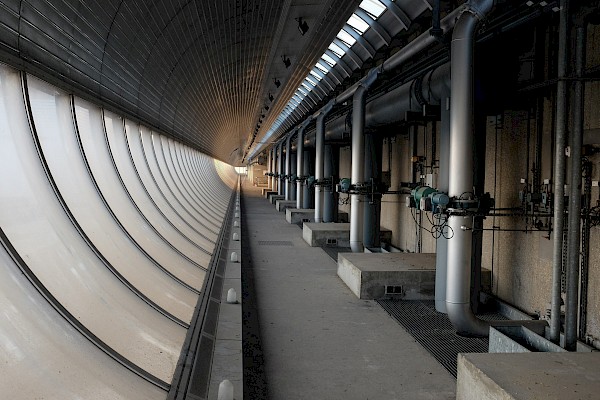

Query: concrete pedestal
[302,223,391,247]
[337,252,491,300]
[337,253,436,300]
[286,208,315,224]
[285,209,349,224]
[262,188,274,196]
[264,190,277,199]
[275,200,297,212]
[268,194,284,204]
[457,352,600,400]
[303,223,351,247]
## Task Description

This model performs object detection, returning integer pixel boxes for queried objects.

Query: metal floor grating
[322,246,351,262]
[376,300,507,378]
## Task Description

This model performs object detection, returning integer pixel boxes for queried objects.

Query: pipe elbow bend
[446,302,490,337]
[467,0,494,20]
[350,241,364,253]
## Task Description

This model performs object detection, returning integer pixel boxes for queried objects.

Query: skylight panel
[321,54,337,66]
[301,82,312,92]
[298,87,308,96]
[305,76,318,86]
[315,61,330,73]
[359,0,386,18]
[337,28,357,47]
[328,42,345,58]
[310,70,323,81]
[347,14,369,34]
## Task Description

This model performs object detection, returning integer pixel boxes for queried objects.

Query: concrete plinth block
[286,208,315,224]
[337,252,436,299]
[275,200,297,212]
[457,352,600,400]
[303,222,350,247]
[269,194,285,204]
[261,188,273,196]
[264,190,277,199]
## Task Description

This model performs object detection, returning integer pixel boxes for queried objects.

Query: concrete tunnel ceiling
[0,0,363,165]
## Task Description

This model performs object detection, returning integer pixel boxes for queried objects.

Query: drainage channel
[376,299,507,378]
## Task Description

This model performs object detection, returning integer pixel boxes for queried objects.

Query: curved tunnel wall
[0,62,237,397]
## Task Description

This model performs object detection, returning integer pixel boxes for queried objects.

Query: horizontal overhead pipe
[282,2,465,152]
[301,63,450,148]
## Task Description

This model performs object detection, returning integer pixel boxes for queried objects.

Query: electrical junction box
[381,171,391,189]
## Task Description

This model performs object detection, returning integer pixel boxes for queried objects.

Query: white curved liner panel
[98,111,206,290]
[156,135,221,233]
[28,77,197,325]
[162,139,224,225]
[105,117,211,268]
[0,67,185,383]
[183,147,230,210]
[136,126,216,248]
[0,244,166,399]
[171,142,222,212]
[157,135,222,234]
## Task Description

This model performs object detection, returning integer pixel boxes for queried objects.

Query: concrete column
[363,134,382,249]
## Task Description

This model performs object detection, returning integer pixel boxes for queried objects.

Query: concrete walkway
[241,181,455,400]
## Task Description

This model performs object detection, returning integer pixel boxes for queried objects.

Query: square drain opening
[385,285,404,295]
[326,238,338,246]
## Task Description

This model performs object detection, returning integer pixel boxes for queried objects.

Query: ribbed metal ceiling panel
[0,0,362,165]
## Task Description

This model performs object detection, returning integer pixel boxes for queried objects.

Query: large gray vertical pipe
[303,150,311,209]
[315,114,324,222]
[285,134,292,200]
[350,70,378,253]
[565,25,586,351]
[550,0,569,344]
[296,126,305,209]
[271,144,278,192]
[290,152,297,200]
[350,86,368,253]
[435,94,451,313]
[267,149,272,189]
[315,102,333,222]
[278,142,284,196]
[445,0,494,336]
[296,121,310,209]
[323,144,334,222]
